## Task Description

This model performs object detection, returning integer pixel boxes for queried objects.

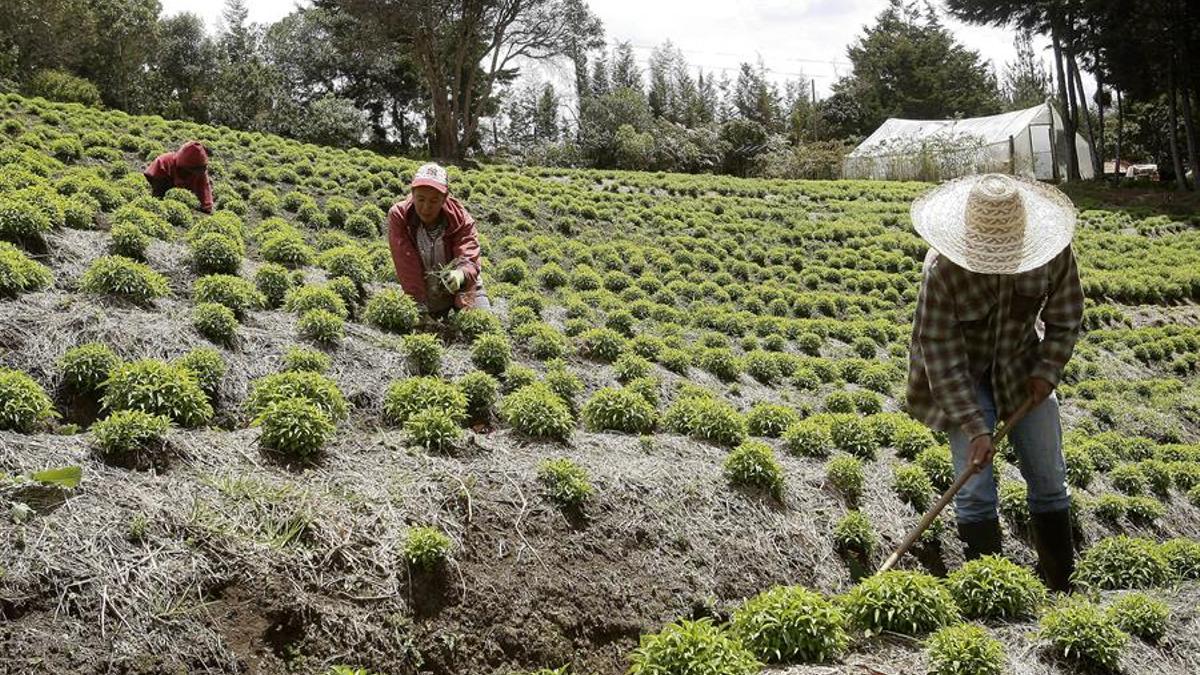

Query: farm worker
[386,162,490,318]
[143,141,214,214]
[906,174,1084,592]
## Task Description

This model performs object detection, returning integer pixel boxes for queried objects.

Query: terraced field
[1,93,1199,675]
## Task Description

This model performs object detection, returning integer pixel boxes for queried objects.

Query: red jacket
[144,141,214,213]
[387,195,482,309]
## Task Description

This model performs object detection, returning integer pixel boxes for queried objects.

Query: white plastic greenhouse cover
[844,100,1095,182]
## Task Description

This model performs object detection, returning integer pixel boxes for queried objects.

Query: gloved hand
[443,269,466,293]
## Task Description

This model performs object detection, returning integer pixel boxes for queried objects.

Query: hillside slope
[1,94,1200,675]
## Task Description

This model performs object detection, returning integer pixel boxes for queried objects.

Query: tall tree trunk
[1115,88,1123,184]
[1068,52,1099,177]
[1095,54,1105,179]
[1181,80,1200,190]
[1167,60,1188,190]
[1051,18,1081,180]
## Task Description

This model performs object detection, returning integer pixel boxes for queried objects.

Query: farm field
[1,93,1200,675]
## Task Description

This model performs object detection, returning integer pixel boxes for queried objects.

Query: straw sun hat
[911,173,1077,275]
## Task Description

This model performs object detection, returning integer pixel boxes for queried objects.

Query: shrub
[91,409,171,465]
[260,231,314,267]
[1063,444,1095,489]
[582,387,656,434]
[537,457,594,506]
[746,403,799,438]
[724,440,785,497]
[892,422,935,460]
[924,624,1005,675]
[0,368,56,432]
[892,464,934,511]
[471,333,512,375]
[24,69,102,106]
[833,510,875,554]
[298,308,344,344]
[824,390,856,413]
[612,352,653,383]
[1073,536,1173,590]
[1138,459,1173,495]
[0,241,52,297]
[841,570,959,636]
[252,397,335,459]
[102,360,212,427]
[1125,496,1165,523]
[109,221,150,259]
[998,481,1029,524]
[403,526,452,570]
[0,197,53,241]
[663,395,747,447]
[1039,598,1129,670]
[383,377,467,427]
[453,308,503,341]
[820,457,865,508]
[917,445,955,491]
[404,408,462,451]
[190,232,242,274]
[628,618,760,675]
[501,384,574,441]
[696,347,740,381]
[577,327,627,363]
[830,415,877,459]
[543,366,583,409]
[517,322,568,360]
[283,346,331,374]
[317,245,373,287]
[80,255,170,304]
[193,274,263,318]
[730,586,848,663]
[1110,463,1147,495]
[501,364,538,393]
[176,347,225,396]
[1092,494,1128,522]
[246,371,348,422]
[624,377,660,407]
[1107,593,1169,642]
[535,262,568,288]
[947,555,1047,620]
[59,343,120,393]
[286,284,348,319]
[457,371,499,418]
[255,263,293,308]
[657,347,692,374]
[783,419,833,457]
[404,333,443,376]
[1158,538,1200,580]
[193,302,237,345]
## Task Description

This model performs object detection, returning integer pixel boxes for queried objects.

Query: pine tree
[1002,30,1052,110]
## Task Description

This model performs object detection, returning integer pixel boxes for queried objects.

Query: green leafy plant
[745,402,799,438]
[576,327,627,363]
[283,346,331,374]
[176,347,226,396]
[383,377,467,427]
[254,397,336,458]
[825,454,865,503]
[730,585,848,663]
[1038,598,1129,670]
[190,232,242,274]
[924,624,1005,675]
[80,255,170,305]
[101,360,212,427]
[193,274,264,318]
[404,407,462,451]
[1106,592,1169,642]
[783,418,833,457]
[109,221,150,259]
[724,440,785,498]
[581,387,657,434]
[1073,535,1174,591]
[917,445,955,491]
[947,554,1048,620]
[628,617,760,675]
[663,395,747,447]
[840,570,959,637]
[58,342,120,394]
[457,371,499,419]
[501,384,574,441]
[298,308,344,344]
[471,333,512,375]
[830,415,877,459]
[91,409,170,465]
[246,371,348,422]
[404,333,443,376]
[403,525,452,570]
[1110,463,1148,496]
[833,510,876,555]
[1158,538,1200,580]
[0,368,56,432]
[193,302,238,345]
[0,241,52,297]
[892,464,933,511]
[453,308,503,341]
[254,263,294,308]
[0,197,52,241]
[537,457,594,506]
[998,481,1029,525]
[285,283,348,320]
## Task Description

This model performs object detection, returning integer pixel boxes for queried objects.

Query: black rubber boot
[1031,508,1075,593]
[957,517,1002,561]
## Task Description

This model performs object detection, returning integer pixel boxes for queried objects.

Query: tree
[533,83,560,142]
[1001,30,1052,110]
[560,0,604,104]
[141,12,217,119]
[579,86,652,168]
[610,41,642,93]
[832,0,1001,137]
[208,0,281,131]
[319,0,587,160]
[732,61,781,131]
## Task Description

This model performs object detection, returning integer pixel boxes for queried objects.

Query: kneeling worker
[144,140,214,214]
[387,162,490,317]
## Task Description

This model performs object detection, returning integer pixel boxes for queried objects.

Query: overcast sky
[160,0,1071,99]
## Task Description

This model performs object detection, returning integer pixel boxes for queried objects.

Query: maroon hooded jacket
[144,141,214,213]
[386,195,482,309]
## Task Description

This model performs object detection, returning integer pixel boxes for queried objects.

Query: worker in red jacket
[386,162,490,317]
[143,141,214,213]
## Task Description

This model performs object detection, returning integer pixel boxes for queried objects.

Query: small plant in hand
[724,440,785,498]
[1039,597,1129,670]
[1106,592,1169,642]
[537,457,594,507]
[253,397,336,459]
[403,526,452,571]
[582,387,657,434]
[924,624,1005,675]
[947,555,1047,620]
[628,617,760,675]
[841,570,959,637]
[833,510,876,555]
[59,342,121,394]
[730,585,848,663]
[404,408,462,451]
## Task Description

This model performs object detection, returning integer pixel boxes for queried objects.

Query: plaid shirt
[906,245,1084,439]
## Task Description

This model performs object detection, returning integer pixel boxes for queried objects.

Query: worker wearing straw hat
[906,174,1084,592]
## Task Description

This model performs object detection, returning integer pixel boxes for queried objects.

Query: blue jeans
[948,382,1070,524]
